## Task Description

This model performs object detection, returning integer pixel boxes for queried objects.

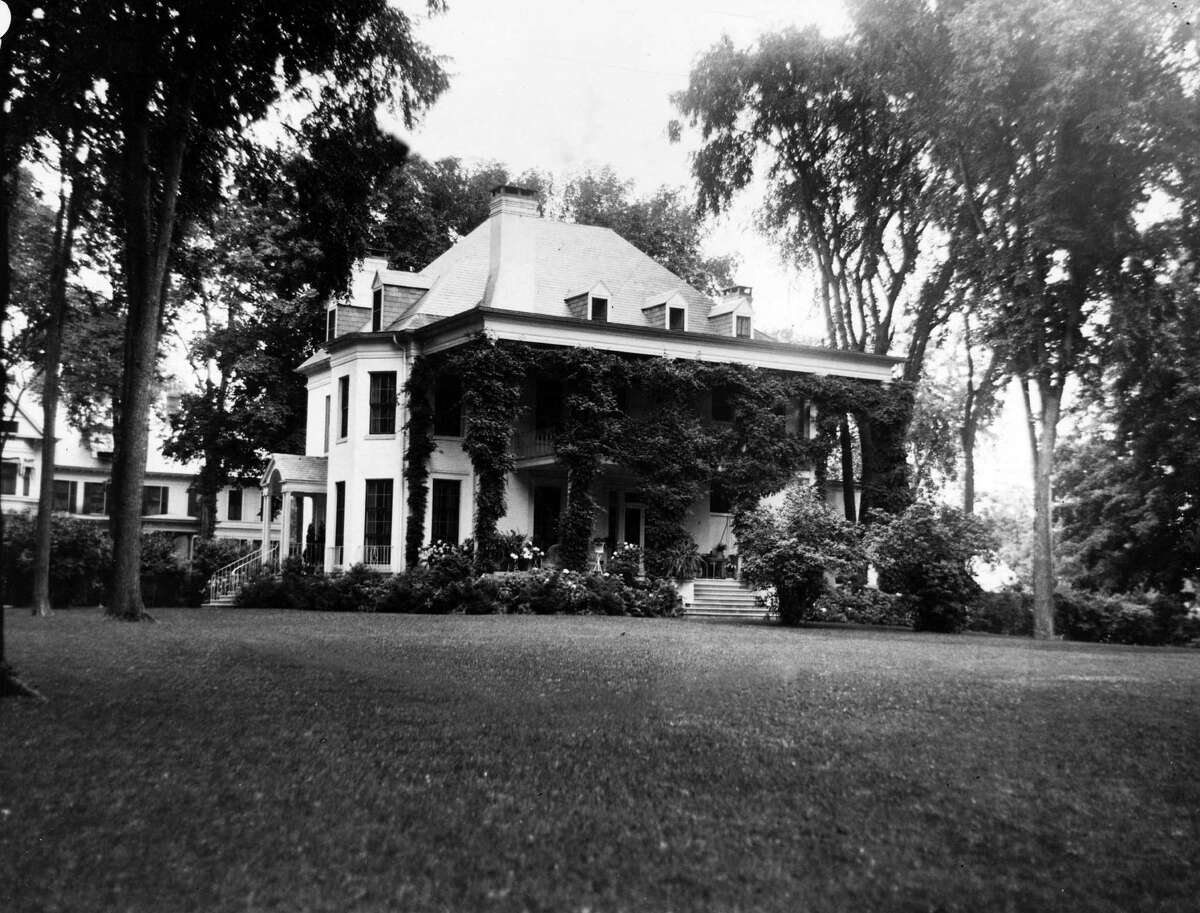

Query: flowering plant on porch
[608,542,643,585]
[498,530,543,572]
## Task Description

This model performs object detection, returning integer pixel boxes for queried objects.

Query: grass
[2,609,1198,913]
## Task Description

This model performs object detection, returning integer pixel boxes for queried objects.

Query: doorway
[533,485,563,550]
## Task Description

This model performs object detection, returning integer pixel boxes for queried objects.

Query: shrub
[967,590,1035,636]
[737,483,862,625]
[419,539,475,586]
[812,586,911,627]
[1054,589,1200,646]
[607,542,642,585]
[868,502,996,633]
[1,513,112,607]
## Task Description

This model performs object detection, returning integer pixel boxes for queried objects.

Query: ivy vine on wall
[402,335,912,575]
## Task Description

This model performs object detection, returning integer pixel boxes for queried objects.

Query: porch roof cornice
[413,307,903,382]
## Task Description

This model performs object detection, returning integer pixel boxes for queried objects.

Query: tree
[672,20,959,521]
[918,0,1199,637]
[1056,252,1200,594]
[79,0,447,620]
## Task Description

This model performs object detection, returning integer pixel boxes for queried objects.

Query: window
[141,485,169,516]
[668,306,685,332]
[323,395,331,453]
[326,308,336,341]
[433,375,463,437]
[736,315,751,338]
[709,480,733,514]
[368,371,397,435]
[711,387,734,423]
[371,288,383,332]
[22,466,32,496]
[82,481,108,515]
[0,419,17,433]
[53,480,79,513]
[227,488,243,522]
[364,479,394,548]
[590,296,608,323]
[338,375,350,439]
[334,482,346,548]
[431,479,461,544]
[187,487,200,517]
[534,380,563,431]
[1,462,16,495]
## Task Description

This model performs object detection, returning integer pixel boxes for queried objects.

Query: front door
[623,502,645,551]
[533,485,563,550]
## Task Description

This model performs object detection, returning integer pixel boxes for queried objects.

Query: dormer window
[736,315,751,338]
[565,281,613,322]
[371,288,383,332]
[668,306,686,332]
[326,308,336,341]
[644,290,689,331]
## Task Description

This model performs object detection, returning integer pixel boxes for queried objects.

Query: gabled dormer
[564,281,612,324]
[708,285,754,339]
[642,291,689,332]
[371,269,433,332]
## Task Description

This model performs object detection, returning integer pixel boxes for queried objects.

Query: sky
[394,0,852,337]
[392,0,1034,501]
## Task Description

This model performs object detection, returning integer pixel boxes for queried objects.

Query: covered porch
[260,454,328,569]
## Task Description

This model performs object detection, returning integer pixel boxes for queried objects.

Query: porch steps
[686,578,767,620]
[201,594,238,609]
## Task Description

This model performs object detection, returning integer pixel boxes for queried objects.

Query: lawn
[2,610,1198,912]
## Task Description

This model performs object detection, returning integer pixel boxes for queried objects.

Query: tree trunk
[33,141,87,616]
[108,83,190,620]
[961,424,976,515]
[838,414,857,522]
[1022,377,1059,640]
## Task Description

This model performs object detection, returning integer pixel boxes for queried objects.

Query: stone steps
[686,579,768,620]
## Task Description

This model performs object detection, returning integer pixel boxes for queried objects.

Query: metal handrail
[206,542,280,604]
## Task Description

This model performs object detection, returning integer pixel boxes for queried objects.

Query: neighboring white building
[1,392,263,561]
[261,186,897,577]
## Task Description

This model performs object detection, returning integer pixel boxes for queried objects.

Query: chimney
[485,185,539,309]
[719,285,753,306]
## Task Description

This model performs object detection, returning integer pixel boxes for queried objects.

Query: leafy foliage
[738,484,864,626]
[867,502,996,633]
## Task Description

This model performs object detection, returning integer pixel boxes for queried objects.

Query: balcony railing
[362,544,392,568]
[513,428,556,459]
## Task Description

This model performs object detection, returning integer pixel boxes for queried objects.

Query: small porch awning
[261,454,327,495]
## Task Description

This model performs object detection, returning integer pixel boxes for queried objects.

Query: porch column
[260,484,271,561]
[279,489,293,563]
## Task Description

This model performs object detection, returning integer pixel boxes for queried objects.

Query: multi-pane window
[187,487,200,517]
[371,288,383,332]
[53,479,78,513]
[711,387,734,423]
[709,480,733,514]
[22,466,32,496]
[668,306,685,331]
[334,481,346,548]
[227,488,243,522]
[0,462,16,495]
[363,479,393,548]
[368,371,397,435]
[0,419,17,433]
[326,308,336,341]
[338,375,350,439]
[736,315,751,338]
[590,296,608,323]
[431,479,461,545]
[323,395,331,453]
[141,485,169,516]
[433,374,463,437]
[82,481,108,515]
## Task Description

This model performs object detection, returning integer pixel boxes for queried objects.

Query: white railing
[513,429,556,459]
[328,545,344,568]
[206,543,280,604]
[361,544,392,568]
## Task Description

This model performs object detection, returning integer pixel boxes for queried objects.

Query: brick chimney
[484,186,539,309]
